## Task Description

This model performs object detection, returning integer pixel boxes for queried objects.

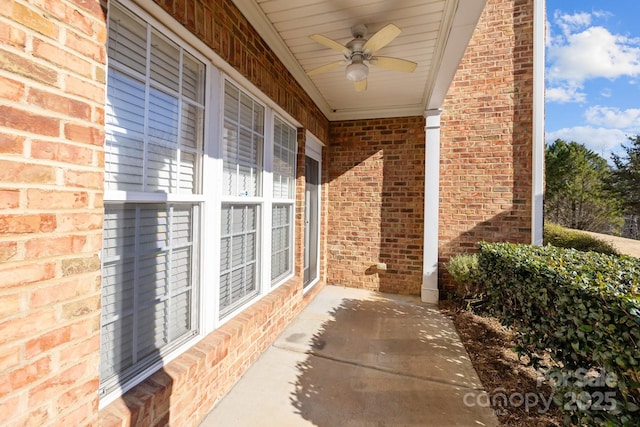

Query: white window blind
[105,4,204,195]
[101,2,204,400]
[220,204,259,314]
[219,81,266,318]
[271,117,296,283]
[100,204,198,392]
[272,117,296,200]
[103,0,300,401]
[222,81,264,197]
[271,203,292,281]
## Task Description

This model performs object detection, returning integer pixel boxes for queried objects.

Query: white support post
[531,0,545,246]
[422,109,442,303]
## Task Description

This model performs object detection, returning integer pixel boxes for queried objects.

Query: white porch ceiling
[232,0,486,121]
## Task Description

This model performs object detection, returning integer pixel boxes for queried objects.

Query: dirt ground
[440,302,564,426]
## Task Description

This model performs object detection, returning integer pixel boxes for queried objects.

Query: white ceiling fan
[307,23,418,92]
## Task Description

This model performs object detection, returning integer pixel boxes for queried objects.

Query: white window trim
[100,0,213,408]
[216,79,298,325]
[217,77,267,323]
[200,67,222,334]
[101,0,303,406]
[269,113,298,288]
[263,109,275,290]
[127,0,300,130]
[303,131,323,293]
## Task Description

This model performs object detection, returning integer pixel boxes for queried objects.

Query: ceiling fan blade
[370,56,417,73]
[363,24,401,54]
[307,61,344,76]
[354,79,367,92]
[310,34,349,53]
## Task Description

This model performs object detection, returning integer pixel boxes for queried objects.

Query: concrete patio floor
[200,285,498,426]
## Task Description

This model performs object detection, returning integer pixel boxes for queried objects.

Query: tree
[610,135,640,214]
[545,139,622,233]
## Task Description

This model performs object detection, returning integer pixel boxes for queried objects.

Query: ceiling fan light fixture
[309,23,414,91]
[345,61,368,82]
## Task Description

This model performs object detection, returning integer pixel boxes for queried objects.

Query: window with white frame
[271,117,297,283]
[100,3,204,398]
[219,203,259,313]
[101,0,299,403]
[219,81,264,315]
[222,81,264,198]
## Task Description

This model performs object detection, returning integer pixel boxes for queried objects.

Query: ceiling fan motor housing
[345,26,371,82]
[346,38,369,58]
[307,23,416,91]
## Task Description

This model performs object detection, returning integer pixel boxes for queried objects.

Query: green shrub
[478,242,640,425]
[445,253,481,297]
[544,222,620,256]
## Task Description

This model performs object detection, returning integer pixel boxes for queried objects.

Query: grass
[543,222,620,256]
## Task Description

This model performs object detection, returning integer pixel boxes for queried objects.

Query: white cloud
[553,11,591,37]
[600,88,612,98]
[592,10,614,21]
[546,12,640,105]
[546,85,586,103]
[545,126,629,157]
[547,26,640,83]
[585,106,640,128]
[545,11,640,160]
[545,18,553,47]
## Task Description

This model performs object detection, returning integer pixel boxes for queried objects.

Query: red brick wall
[0,0,331,426]
[98,1,332,426]
[0,0,107,425]
[151,0,330,142]
[326,117,425,294]
[100,128,326,427]
[439,0,534,292]
[0,0,535,423]
[99,279,328,426]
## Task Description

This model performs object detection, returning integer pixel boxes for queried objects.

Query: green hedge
[544,222,620,256]
[478,242,640,425]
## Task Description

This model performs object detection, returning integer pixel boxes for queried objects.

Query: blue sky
[545,1,640,160]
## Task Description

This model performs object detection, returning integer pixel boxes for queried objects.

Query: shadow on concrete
[289,293,496,426]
